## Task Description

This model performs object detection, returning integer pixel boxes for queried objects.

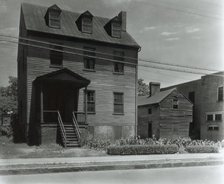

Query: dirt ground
[0,136,107,159]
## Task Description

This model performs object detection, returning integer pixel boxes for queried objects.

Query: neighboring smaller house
[138,82,193,139]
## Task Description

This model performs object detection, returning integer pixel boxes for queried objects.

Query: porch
[30,68,90,147]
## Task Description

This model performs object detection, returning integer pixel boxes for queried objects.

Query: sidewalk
[0,152,224,175]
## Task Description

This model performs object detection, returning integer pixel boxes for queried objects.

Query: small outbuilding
[138,82,193,139]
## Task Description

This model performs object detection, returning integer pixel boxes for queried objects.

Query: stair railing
[57,111,67,147]
[72,111,81,141]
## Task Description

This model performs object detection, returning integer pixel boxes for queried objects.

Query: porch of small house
[29,68,90,147]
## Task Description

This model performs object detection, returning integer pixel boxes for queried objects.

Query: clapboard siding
[23,31,138,142]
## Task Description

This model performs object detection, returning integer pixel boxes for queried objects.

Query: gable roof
[34,68,90,88]
[138,88,176,106]
[21,3,140,48]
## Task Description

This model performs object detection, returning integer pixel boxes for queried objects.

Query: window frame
[111,21,121,38]
[83,47,96,71]
[113,92,124,115]
[82,17,92,34]
[206,114,214,121]
[113,50,124,74]
[208,125,219,131]
[172,98,179,109]
[215,114,222,121]
[86,90,96,113]
[148,108,152,114]
[217,86,223,102]
[48,10,61,29]
[50,45,63,67]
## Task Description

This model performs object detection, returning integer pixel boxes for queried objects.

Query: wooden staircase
[43,110,81,148]
[63,124,80,147]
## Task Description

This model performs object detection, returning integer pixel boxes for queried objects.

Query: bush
[107,144,179,155]
[82,138,111,151]
[186,145,219,153]
[0,125,13,137]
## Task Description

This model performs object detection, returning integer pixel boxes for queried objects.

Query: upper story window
[111,21,121,38]
[114,92,124,114]
[86,90,95,113]
[50,46,63,66]
[82,17,92,33]
[218,86,223,101]
[148,108,152,114]
[83,47,95,70]
[215,114,222,121]
[113,50,124,74]
[172,98,179,109]
[206,114,213,121]
[45,5,62,29]
[76,11,93,34]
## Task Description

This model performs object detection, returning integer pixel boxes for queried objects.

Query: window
[218,86,223,101]
[114,92,124,114]
[148,108,152,114]
[208,125,219,131]
[50,46,63,66]
[49,10,61,29]
[113,50,124,73]
[86,90,95,113]
[112,22,121,38]
[188,91,195,103]
[215,114,222,121]
[207,114,213,121]
[83,47,95,70]
[82,17,92,33]
[172,98,178,109]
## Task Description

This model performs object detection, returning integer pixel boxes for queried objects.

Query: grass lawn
[0,136,107,159]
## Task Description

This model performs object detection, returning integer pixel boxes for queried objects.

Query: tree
[0,76,17,115]
[138,78,149,96]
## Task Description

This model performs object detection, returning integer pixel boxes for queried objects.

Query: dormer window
[112,21,121,38]
[76,11,93,34]
[104,11,126,39]
[82,17,92,33]
[45,5,62,29]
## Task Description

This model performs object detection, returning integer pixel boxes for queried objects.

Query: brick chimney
[149,82,160,97]
[118,11,126,32]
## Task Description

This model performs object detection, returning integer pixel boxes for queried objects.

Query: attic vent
[45,4,62,29]
[76,11,93,34]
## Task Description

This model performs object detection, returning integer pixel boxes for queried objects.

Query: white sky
[0,0,223,87]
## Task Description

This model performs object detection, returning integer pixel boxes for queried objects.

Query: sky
[0,0,223,87]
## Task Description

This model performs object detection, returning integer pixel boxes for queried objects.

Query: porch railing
[43,110,67,147]
[72,112,81,141]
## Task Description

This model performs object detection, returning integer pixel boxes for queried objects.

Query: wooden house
[138,82,192,139]
[17,3,140,146]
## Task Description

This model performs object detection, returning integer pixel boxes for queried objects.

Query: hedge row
[186,146,219,153]
[107,144,179,155]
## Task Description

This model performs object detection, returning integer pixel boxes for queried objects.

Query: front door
[43,85,78,123]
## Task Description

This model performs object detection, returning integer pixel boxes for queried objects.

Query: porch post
[85,87,87,124]
[40,85,44,124]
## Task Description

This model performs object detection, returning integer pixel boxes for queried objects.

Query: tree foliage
[0,76,17,115]
[138,78,149,96]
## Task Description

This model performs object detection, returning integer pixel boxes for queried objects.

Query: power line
[0,34,220,73]
[0,37,223,77]
[143,0,224,21]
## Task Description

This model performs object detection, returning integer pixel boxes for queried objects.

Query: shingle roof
[21,3,140,48]
[138,88,176,106]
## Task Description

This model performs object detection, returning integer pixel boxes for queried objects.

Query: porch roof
[34,68,90,88]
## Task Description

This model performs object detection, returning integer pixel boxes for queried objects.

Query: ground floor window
[208,125,219,131]
[86,90,95,113]
[113,92,124,114]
